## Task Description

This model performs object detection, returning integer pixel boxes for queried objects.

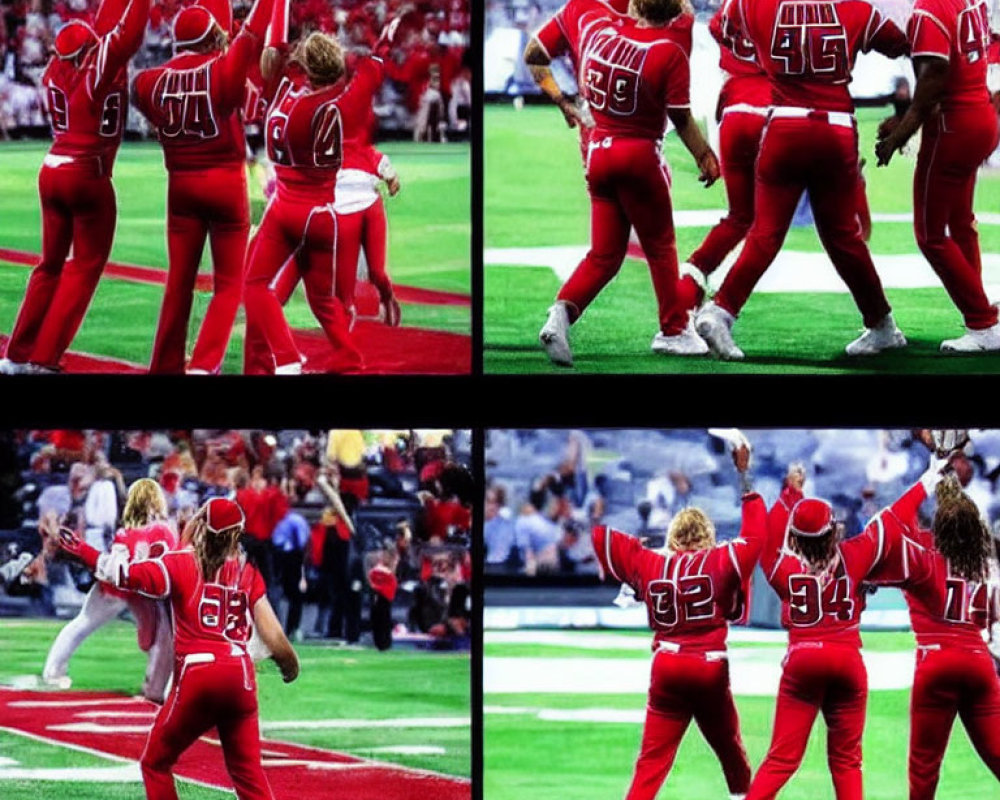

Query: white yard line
[485,245,1000,297]
[484,650,915,696]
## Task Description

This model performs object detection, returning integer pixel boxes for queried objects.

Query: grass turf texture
[0,141,470,373]
[483,629,993,800]
[484,104,1000,374]
[0,618,470,798]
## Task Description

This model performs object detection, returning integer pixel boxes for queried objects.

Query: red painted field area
[0,688,471,800]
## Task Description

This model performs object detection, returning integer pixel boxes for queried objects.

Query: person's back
[910,0,991,112]
[739,0,908,112]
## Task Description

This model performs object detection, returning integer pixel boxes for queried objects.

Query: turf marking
[484,651,915,696]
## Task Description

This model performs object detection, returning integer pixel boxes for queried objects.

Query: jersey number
[585,60,639,115]
[198,584,250,640]
[648,575,714,627]
[788,574,854,626]
[311,104,342,168]
[943,577,989,625]
[958,3,991,65]
[770,2,849,80]
[157,68,218,138]
[99,92,123,138]
[47,86,69,132]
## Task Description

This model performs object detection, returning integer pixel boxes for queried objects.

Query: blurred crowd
[0,429,473,651]
[485,428,1000,578]
[0,0,471,140]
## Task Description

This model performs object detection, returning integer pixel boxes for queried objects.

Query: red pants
[913,105,999,330]
[149,164,249,374]
[242,198,389,374]
[243,195,361,372]
[140,654,272,800]
[686,110,766,276]
[909,645,1000,799]
[713,116,891,328]
[558,136,684,336]
[626,649,751,800]
[747,643,867,800]
[6,159,116,368]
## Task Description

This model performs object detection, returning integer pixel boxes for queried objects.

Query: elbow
[523,38,548,68]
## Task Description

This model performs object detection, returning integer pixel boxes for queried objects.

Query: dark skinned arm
[523,37,589,129]
[875,56,949,167]
[667,107,720,186]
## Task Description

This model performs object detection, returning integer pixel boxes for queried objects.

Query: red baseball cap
[205,497,245,533]
[54,20,98,60]
[788,498,834,538]
[197,0,233,34]
[173,5,216,49]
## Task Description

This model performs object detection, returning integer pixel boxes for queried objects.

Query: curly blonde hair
[933,475,991,584]
[666,508,716,552]
[298,32,345,87]
[122,479,168,529]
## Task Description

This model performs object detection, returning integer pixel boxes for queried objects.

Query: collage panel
[0,0,471,375]
[483,0,1000,374]
[0,428,473,798]
[483,427,1000,799]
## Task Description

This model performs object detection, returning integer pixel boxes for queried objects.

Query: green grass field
[484,628,995,800]
[484,104,1000,374]
[0,618,470,798]
[0,140,470,372]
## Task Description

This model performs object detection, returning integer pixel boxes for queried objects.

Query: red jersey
[42,0,147,172]
[534,0,693,64]
[556,4,691,138]
[132,0,274,171]
[909,0,993,110]
[264,56,385,204]
[118,548,267,660]
[103,521,179,600]
[710,0,771,108]
[592,493,767,652]
[764,485,891,646]
[868,482,999,648]
[736,0,908,112]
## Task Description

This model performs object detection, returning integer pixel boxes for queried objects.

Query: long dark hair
[789,526,841,575]
[188,508,243,581]
[933,475,992,584]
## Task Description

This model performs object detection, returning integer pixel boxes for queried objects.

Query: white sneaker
[0,358,27,375]
[41,675,72,690]
[845,313,907,356]
[274,361,303,375]
[941,322,1000,353]
[24,363,60,375]
[651,321,709,356]
[695,301,745,360]
[539,303,573,367]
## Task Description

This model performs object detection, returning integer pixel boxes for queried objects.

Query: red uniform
[676,0,770,320]
[749,485,894,800]
[132,0,275,374]
[112,547,272,800]
[591,492,767,800]
[535,1,693,336]
[710,0,906,328]
[243,137,395,374]
[4,0,146,370]
[243,55,387,372]
[908,0,999,330]
[867,482,1000,799]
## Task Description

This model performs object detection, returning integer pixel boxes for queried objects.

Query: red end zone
[0,688,471,800]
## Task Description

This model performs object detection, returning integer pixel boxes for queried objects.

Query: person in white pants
[42,478,178,703]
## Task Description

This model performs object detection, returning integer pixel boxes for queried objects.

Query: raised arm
[762,480,803,581]
[218,0,277,108]
[92,0,150,94]
[58,531,170,599]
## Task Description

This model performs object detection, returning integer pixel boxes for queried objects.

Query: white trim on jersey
[728,541,743,580]
[604,528,623,583]
[910,8,951,41]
